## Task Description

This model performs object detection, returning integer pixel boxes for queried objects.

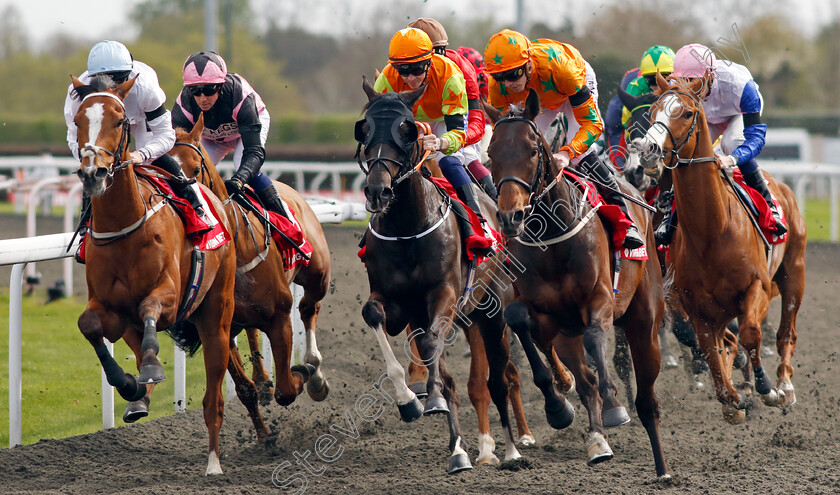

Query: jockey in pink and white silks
[654,43,787,245]
[172,51,287,218]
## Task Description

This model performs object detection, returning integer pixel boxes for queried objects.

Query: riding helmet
[182,51,228,86]
[484,29,531,74]
[87,41,134,75]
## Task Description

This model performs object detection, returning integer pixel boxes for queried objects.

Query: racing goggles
[394,61,430,77]
[188,84,222,97]
[490,65,526,83]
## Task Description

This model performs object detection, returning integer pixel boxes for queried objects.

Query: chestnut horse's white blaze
[647,94,679,150]
[83,103,105,154]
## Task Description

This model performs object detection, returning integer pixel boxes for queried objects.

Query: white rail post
[174,345,186,413]
[101,341,114,429]
[9,263,25,447]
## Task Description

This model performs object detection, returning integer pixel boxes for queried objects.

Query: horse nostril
[94,168,109,180]
[380,188,393,202]
[513,210,524,224]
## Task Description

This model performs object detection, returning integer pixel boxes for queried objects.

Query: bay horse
[71,74,236,474]
[486,89,669,477]
[638,73,806,423]
[357,77,531,473]
[169,116,331,435]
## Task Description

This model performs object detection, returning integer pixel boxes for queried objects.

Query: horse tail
[662,266,678,309]
[164,321,203,357]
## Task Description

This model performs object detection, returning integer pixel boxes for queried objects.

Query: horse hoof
[408,381,428,399]
[722,404,746,424]
[556,373,575,395]
[122,395,150,423]
[663,355,679,369]
[545,397,575,430]
[518,434,536,447]
[603,407,631,428]
[476,454,500,466]
[448,453,473,474]
[117,374,148,402]
[139,364,166,384]
[733,351,748,369]
[424,396,450,415]
[307,377,329,402]
[779,380,796,407]
[760,388,785,407]
[586,432,614,466]
[291,363,316,381]
[398,397,424,423]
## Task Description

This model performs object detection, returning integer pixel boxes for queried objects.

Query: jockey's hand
[224,176,245,196]
[553,150,571,180]
[420,134,449,153]
[716,154,736,170]
[128,151,144,165]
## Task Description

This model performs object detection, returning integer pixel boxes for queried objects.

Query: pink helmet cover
[672,43,716,78]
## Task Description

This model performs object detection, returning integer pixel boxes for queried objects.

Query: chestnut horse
[71,75,236,474]
[638,74,806,423]
[486,90,669,477]
[358,78,531,473]
[170,116,331,421]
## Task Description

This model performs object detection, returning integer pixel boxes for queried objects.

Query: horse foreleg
[553,331,613,466]
[546,346,575,395]
[137,294,173,384]
[504,353,535,447]
[266,314,307,406]
[245,328,274,406]
[612,326,636,412]
[299,292,330,401]
[504,302,574,430]
[738,280,786,408]
[775,253,804,406]
[228,338,270,441]
[121,330,155,423]
[464,324,498,466]
[79,301,146,403]
[406,328,429,398]
[582,318,629,428]
[694,319,748,424]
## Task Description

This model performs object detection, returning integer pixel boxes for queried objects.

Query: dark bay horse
[358,78,529,473]
[71,75,236,474]
[170,116,332,417]
[486,90,669,477]
[638,74,806,423]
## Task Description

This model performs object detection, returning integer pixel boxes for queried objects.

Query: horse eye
[683,111,694,119]
[531,147,538,157]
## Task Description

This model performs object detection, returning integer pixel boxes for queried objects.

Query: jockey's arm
[560,85,604,159]
[464,98,486,145]
[136,105,176,163]
[63,87,81,161]
[730,112,767,166]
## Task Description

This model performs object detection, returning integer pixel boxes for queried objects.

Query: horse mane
[71,74,118,101]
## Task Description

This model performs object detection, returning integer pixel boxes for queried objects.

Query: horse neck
[91,163,146,233]
[672,107,729,244]
[375,173,444,237]
[537,151,582,233]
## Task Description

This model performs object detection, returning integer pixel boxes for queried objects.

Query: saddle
[730,170,789,244]
[236,187,313,270]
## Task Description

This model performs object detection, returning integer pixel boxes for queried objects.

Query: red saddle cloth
[357,177,502,266]
[562,169,647,261]
[76,176,230,262]
[241,190,313,270]
[732,169,789,244]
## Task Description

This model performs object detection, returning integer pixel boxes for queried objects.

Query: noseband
[77,92,131,180]
[493,117,555,209]
[650,90,716,169]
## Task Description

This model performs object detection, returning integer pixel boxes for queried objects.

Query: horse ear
[655,70,670,94]
[401,82,426,109]
[362,75,379,102]
[482,100,503,125]
[524,89,540,121]
[617,86,639,110]
[114,75,138,100]
[71,75,84,89]
[191,113,205,142]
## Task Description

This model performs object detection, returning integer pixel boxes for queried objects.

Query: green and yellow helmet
[639,45,675,77]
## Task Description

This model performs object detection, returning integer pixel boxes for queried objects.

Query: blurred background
[1,0,838,157]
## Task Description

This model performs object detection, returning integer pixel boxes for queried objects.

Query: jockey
[621,45,675,127]
[65,41,209,230]
[603,67,640,171]
[407,18,497,200]
[374,27,493,257]
[172,51,287,218]
[484,29,645,249]
[655,43,786,245]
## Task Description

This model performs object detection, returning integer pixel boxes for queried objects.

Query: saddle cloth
[730,169,789,244]
[240,188,313,270]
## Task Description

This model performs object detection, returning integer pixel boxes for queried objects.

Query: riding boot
[478,174,498,202]
[580,155,644,249]
[167,170,206,218]
[743,168,787,236]
[74,193,91,264]
[654,209,678,247]
[454,183,495,257]
[257,185,290,220]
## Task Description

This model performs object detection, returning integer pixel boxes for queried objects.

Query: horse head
[71,74,137,197]
[617,86,658,191]
[357,76,425,213]
[484,89,552,237]
[173,113,210,183]
[640,75,706,179]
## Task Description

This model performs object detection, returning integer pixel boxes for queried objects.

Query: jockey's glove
[224,175,245,196]
[716,154,736,170]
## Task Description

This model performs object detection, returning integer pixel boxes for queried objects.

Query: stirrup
[770,208,787,236]
[654,221,673,246]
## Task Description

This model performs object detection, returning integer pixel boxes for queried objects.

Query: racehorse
[357,77,530,473]
[485,89,669,477]
[170,115,332,417]
[638,73,806,423]
[71,74,236,474]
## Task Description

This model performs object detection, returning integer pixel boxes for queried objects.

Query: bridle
[493,116,557,211]
[649,89,716,169]
[356,121,432,186]
[174,141,211,188]
[76,91,132,183]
